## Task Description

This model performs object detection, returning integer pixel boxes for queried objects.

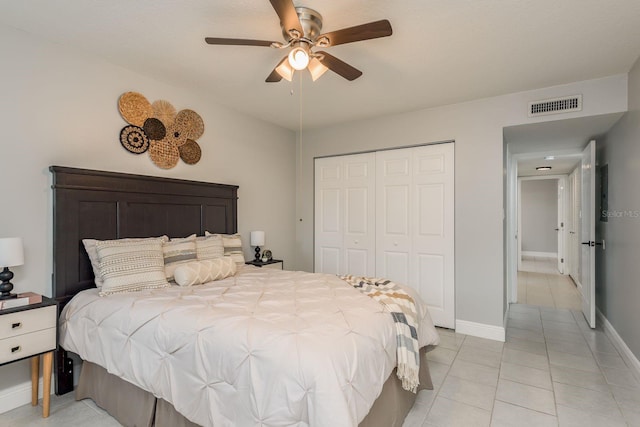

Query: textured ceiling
[2,0,640,130]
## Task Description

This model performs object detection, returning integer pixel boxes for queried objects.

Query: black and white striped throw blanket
[340,275,420,393]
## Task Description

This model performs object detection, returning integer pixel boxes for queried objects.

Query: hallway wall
[597,55,640,361]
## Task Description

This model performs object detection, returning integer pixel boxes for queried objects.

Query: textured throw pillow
[163,235,197,281]
[83,236,168,288]
[96,238,170,296]
[195,234,224,260]
[174,257,237,286]
[205,231,245,269]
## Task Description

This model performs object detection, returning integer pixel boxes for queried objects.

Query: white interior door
[569,167,582,289]
[376,144,455,328]
[557,180,564,274]
[580,140,596,328]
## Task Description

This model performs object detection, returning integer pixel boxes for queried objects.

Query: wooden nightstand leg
[42,351,53,418]
[31,355,40,406]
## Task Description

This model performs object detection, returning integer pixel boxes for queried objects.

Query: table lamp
[250,231,265,261]
[0,237,24,300]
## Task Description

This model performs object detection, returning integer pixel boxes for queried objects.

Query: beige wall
[296,74,628,331]
[0,24,296,408]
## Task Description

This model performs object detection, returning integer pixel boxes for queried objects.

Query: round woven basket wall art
[149,140,180,169]
[152,100,176,127]
[117,92,206,169]
[143,118,166,141]
[179,139,202,165]
[120,125,149,154]
[118,92,153,127]
[175,109,205,140]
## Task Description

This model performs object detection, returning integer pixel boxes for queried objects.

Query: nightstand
[0,296,57,418]
[245,259,284,270]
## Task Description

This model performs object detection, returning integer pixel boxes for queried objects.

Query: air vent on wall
[528,94,582,117]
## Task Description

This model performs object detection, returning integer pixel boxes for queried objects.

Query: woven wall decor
[143,118,166,141]
[118,92,153,127]
[152,100,176,127]
[149,140,180,169]
[175,109,205,140]
[120,125,150,154]
[179,139,202,165]
[117,92,205,169]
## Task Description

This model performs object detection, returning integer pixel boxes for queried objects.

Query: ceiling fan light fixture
[275,60,294,82]
[288,43,310,70]
[308,57,328,81]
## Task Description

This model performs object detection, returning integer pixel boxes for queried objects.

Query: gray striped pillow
[205,231,245,269]
[196,234,224,260]
[163,235,197,281]
[96,238,169,296]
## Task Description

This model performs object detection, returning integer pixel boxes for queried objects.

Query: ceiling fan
[205,0,392,82]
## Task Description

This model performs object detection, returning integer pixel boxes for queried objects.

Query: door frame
[506,148,580,303]
[517,175,567,267]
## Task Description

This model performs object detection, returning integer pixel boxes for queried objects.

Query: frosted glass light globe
[288,47,310,70]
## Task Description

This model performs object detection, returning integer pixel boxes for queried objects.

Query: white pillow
[163,235,197,281]
[83,236,168,288]
[96,238,170,296]
[173,257,237,286]
[205,232,245,269]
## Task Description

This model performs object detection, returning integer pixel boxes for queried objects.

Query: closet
[314,143,455,328]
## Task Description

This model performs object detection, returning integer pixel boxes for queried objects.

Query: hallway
[517,256,582,310]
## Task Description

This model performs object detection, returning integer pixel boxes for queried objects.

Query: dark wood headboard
[50,166,238,306]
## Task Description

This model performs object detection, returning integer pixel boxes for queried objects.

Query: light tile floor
[3,305,639,426]
[401,305,640,427]
[517,256,582,310]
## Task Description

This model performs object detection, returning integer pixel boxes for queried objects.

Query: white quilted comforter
[60,267,439,427]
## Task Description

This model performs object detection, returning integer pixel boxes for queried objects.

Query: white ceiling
[2,1,640,130]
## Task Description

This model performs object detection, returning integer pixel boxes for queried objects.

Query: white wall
[597,55,640,361]
[0,24,296,410]
[296,74,628,331]
[521,180,558,254]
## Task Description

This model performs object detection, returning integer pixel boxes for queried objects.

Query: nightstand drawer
[0,327,56,364]
[1,305,57,340]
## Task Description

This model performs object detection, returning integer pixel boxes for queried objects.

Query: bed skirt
[76,347,433,427]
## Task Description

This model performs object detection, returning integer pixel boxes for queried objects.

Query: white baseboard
[0,377,53,414]
[522,251,557,258]
[456,319,505,342]
[596,308,640,383]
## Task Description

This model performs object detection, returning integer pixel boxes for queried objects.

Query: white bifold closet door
[375,144,455,328]
[314,143,455,328]
[315,152,376,276]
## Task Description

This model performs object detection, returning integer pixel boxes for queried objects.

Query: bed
[51,166,439,427]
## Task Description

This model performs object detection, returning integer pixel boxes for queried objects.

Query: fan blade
[269,0,303,36]
[316,51,363,81]
[266,56,293,82]
[317,19,392,47]
[205,37,276,47]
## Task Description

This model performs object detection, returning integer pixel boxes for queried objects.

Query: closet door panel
[315,153,375,275]
[315,158,344,274]
[417,254,445,309]
[412,144,455,328]
[376,148,413,285]
[343,153,376,276]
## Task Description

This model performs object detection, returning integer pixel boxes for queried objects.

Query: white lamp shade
[0,237,24,267]
[250,231,265,246]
